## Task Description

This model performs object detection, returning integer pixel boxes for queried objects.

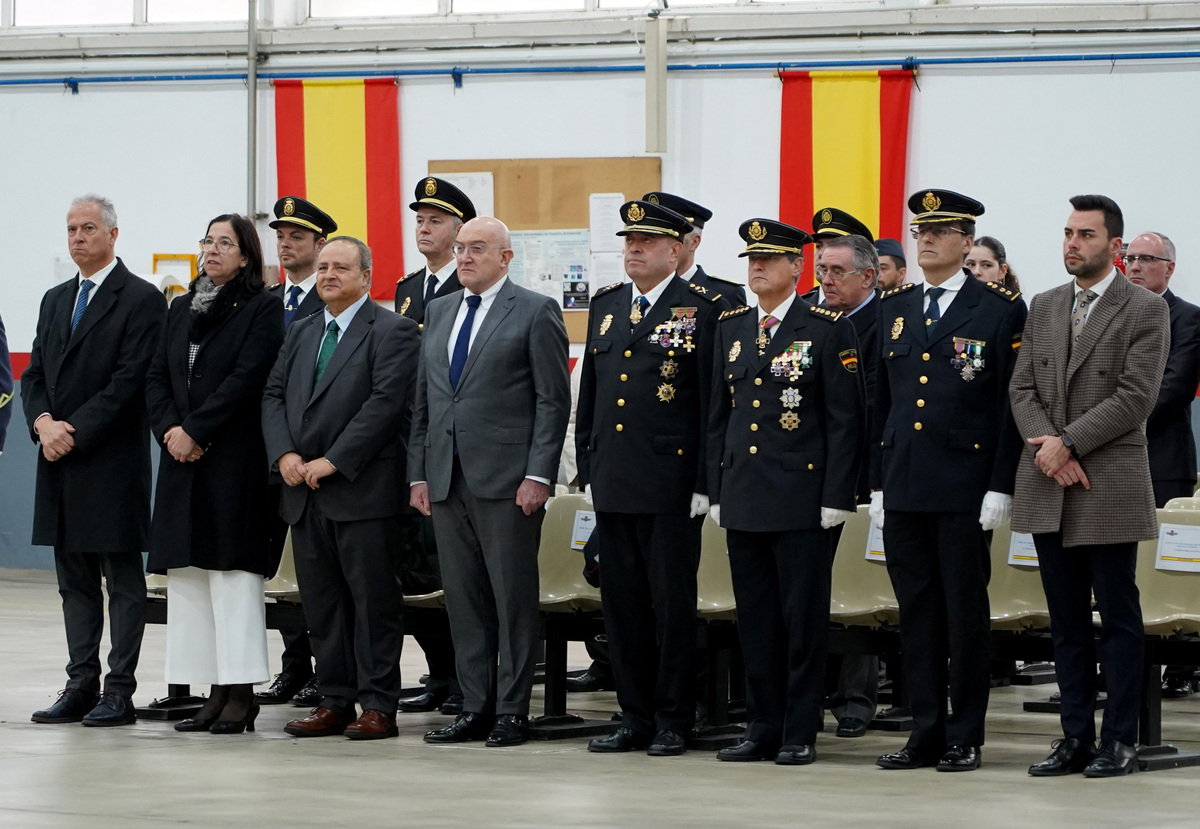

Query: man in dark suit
[263,236,420,741]
[22,195,166,726]
[1125,231,1200,698]
[410,216,570,748]
[0,311,11,456]
[255,195,337,709]
[1012,197,1170,777]
[816,233,881,737]
[642,191,746,305]
[709,219,865,766]
[802,207,875,305]
[577,200,729,757]
[870,189,1027,772]
[394,177,476,327]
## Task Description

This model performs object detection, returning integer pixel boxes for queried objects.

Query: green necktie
[314,319,339,384]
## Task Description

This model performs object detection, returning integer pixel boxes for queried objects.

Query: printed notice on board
[1156,523,1200,573]
[572,510,597,551]
[1007,532,1039,567]
[508,229,591,308]
[864,523,886,563]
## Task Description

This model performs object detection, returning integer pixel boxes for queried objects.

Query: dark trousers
[597,512,701,737]
[1033,533,1142,745]
[291,500,405,713]
[432,460,543,717]
[1153,479,1194,510]
[884,511,992,752]
[268,503,315,680]
[825,523,880,724]
[727,527,832,747]
[54,549,146,698]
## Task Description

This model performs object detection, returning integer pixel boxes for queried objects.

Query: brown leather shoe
[345,709,399,741]
[284,706,356,738]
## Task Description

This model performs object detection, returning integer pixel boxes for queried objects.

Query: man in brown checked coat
[1010,194,1169,779]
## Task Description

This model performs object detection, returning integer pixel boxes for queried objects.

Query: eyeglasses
[1122,254,1172,266]
[910,225,967,241]
[451,243,489,257]
[199,238,239,252]
[815,267,864,282]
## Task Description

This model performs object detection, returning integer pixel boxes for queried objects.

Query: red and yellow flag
[779,69,913,291]
[273,78,402,300]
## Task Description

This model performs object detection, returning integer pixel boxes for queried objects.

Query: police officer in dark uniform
[802,207,875,305]
[577,199,729,756]
[709,219,865,766]
[871,189,1027,772]
[257,196,338,708]
[393,177,476,327]
[643,191,746,306]
[393,176,475,716]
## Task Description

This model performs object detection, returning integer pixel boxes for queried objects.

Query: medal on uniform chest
[891,316,904,340]
[650,307,697,350]
[399,297,411,315]
[770,341,813,381]
[779,411,800,431]
[728,340,742,362]
[659,359,678,379]
[756,329,770,354]
[630,303,644,326]
[657,383,676,402]
[780,388,801,409]
[951,337,986,381]
[599,313,613,335]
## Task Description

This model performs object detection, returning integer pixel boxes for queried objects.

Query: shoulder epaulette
[593,281,624,299]
[707,275,743,289]
[718,305,753,321]
[810,305,843,322]
[687,282,721,302]
[880,282,918,300]
[395,268,422,287]
[984,281,1022,302]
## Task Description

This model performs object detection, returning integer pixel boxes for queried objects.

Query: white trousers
[165,567,269,686]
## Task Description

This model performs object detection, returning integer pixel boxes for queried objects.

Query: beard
[1064,248,1111,280]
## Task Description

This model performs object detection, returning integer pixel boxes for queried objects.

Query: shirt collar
[845,291,875,317]
[81,257,118,287]
[429,258,457,286]
[323,289,371,331]
[1075,268,1118,300]
[678,263,699,283]
[759,291,797,324]
[285,271,317,295]
[922,270,968,295]
[466,273,508,309]
[636,274,674,310]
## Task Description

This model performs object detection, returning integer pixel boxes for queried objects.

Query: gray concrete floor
[1,569,1198,828]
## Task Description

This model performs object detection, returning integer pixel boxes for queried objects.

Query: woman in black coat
[146,213,284,734]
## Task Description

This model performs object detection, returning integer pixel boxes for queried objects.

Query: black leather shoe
[937,745,981,772]
[424,712,495,744]
[775,745,816,766]
[1028,737,1097,776]
[1083,739,1138,778]
[565,670,614,693]
[81,692,137,727]
[717,739,777,762]
[836,717,868,738]
[255,672,310,705]
[1162,676,1194,699]
[398,689,450,714]
[876,747,938,770]
[588,726,649,753]
[31,688,100,724]
[290,676,321,707]
[439,694,465,716]
[486,714,529,747]
[647,730,687,756]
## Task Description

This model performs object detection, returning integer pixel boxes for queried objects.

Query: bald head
[455,216,515,294]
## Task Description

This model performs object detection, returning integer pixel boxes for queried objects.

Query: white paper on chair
[1156,523,1200,572]
[1008,532,1040,567]
[572,510,597,551]
[864,523,886,563]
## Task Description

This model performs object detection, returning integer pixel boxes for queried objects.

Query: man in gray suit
[262,236,420,741]
[410,216,570,748]
[1011,195,1169,778]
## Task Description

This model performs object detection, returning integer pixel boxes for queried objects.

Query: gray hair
[70,194,118,230]
[326,235,372,277]
[822,235,879,289]
[1145,231,1177,262]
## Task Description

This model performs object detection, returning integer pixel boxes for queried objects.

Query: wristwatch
[1060,432,1076,455]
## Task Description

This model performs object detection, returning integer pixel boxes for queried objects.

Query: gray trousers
[432,460,543,717]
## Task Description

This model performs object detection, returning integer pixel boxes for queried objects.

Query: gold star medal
[779,411,800,431]
[728,340,742,362]
[656,383,676,403]
[599,313,613,335]
[630,303,643,326]
[891,316,904,340]
[660,359,678,378]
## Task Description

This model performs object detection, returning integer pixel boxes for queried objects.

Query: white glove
[690,492,710,518]
[979,491,1013,531]
[820,507,853,529]
[869,491,885,530]
[709,504,721,527]
[583,483,594,506]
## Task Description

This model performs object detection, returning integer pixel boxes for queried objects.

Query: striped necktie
[71,279,94,333]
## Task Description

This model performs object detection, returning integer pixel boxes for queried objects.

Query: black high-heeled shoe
[175,712,220,732]
[210,703,260,735]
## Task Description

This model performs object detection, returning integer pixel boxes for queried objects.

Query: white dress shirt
[1075,267,1118,301]
[446,274,508,363]
[316,290,371,366]
[921,269,969,317]
[282,272,317,307]
[74,257,119,310]
[634,274,675,317]
[425,258,458,300]
[757,291,797,337]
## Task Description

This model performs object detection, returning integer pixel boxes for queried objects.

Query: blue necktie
[284,284,303,326]
[71,279,94,333]
[449,294,482,390]
[424,275,438,306]
[925,286,946,333]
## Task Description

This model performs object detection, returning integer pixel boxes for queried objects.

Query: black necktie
[425,275,438,306]
[925,286,946,333]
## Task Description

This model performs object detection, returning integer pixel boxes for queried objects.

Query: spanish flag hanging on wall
[273,78,402,300]
[778,70,914,292]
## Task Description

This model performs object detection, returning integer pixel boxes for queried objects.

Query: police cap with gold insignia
[737,218,814,257]
[409,176,477,221]
[269,196,338,237]
[616,200,692,239]
[812,207,874,243]
[908,188,985,225]
[642,192,712,229]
